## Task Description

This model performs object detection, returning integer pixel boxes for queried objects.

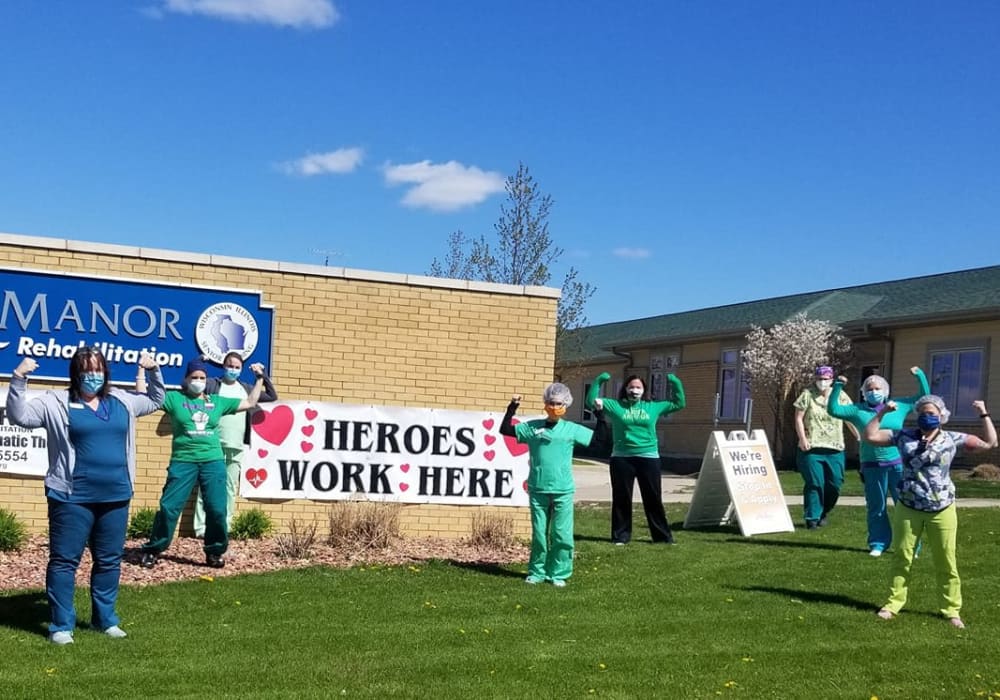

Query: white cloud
[612,247,652,259]
[160,0,339,29]
[382,160,506,212]
[280,147,364,176]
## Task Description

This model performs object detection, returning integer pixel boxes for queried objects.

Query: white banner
[0,388,50,478]
[243,401,533,506]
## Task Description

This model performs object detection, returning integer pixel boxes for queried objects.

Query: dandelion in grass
[458,628,466,634]
[725,597,734,603]
[199,575,214,582]
[741,656,753,663]
[45,668,56,675]
[724,680,737,688]
[515,603,522,610]
[598,663,607,671]
[423,601,437,609]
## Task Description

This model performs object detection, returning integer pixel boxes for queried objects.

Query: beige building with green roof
[557,266,1000,469]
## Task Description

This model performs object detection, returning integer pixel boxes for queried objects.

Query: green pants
[796,448,844,523]
[528,491,574,582]
[193,446,244,537]
[144,460,229,556]
[884,503,961,618]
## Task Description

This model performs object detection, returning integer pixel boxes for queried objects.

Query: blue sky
[1,1,997,326]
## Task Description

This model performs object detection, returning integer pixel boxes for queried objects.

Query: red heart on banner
[482,418,494,430]
[399,483,410,492]
[522,480,528,492]
[304,408,318,421]
[484,450,495,461]
[503,418,529,457]
[246,468,268,488]
[302,425,315,437]
[257,449,268,458]
[251,405,294,446]
[484,434,496,446]
[301,441,313,453]
[400,463,411,473]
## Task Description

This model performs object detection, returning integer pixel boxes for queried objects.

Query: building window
[650,352,680,401]
[928,342,988,421]
[718,348,750,420]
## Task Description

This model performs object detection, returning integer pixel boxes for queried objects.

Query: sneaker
[49,631,74,645]
[139,552,158,569]
[613,541,626,547]
[869,548,883,558]
[206,553,225,569]
[551,579,567,588]
[805,521,819,530]
[524,575,544,584]
[102,625,127,638]
[949,617,965,629]
[818,517,829,527]
[876,608,894,620]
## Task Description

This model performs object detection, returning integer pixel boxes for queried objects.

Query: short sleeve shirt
[892,428,966,512]
[514,419,594,494]
[793,387,852,450]
[216,381,249,448]
[163,391,242,462]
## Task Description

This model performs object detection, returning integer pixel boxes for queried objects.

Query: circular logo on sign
[194,303,259,364]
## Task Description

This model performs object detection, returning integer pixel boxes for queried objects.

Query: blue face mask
[81,372,105,394]
[864,390,885,406]
[224,368,241,381]
[917,413,941,431]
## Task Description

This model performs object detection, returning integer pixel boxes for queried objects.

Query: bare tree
[742,313,852,464]
[429,162,595,343]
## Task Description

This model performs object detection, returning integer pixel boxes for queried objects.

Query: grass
[2,505,1000,698]
[777,468,1000,499]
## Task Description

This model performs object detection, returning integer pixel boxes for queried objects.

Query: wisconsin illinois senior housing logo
[194,302,260,364]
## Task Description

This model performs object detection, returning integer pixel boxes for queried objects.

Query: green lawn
[3,505,1000,698]
[777,468,1000,499]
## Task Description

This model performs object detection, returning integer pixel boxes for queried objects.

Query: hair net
[543,382,573,407]
[814,366,834,378]
[915,394,951,425]
[863,375,890,396]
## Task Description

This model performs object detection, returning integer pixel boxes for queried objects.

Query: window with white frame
[928,341,988,421]
[718,347,751,420]
[650,352,681,401]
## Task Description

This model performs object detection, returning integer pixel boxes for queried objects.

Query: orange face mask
[544,405,567,420]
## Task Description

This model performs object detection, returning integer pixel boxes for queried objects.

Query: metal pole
[744,398,753,435]
[713,393,720,429]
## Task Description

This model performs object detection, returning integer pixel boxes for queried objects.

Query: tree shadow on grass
[738,585,874,612]
[0,590,49,637]
[724,537,863,553]
[445,560,526,580]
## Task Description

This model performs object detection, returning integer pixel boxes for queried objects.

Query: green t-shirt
[586,374,686,457]
[163,391,242,462]
[793,387,852,451]
[514,419,594,494]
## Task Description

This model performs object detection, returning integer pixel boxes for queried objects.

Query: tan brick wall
[0,236,556,539]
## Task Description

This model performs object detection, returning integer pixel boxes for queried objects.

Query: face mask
[544,405,567,420]
[187,380,207,396]
[80,372,105,394]
[815,380,832,391]
[224,368,241,381]
[917,413,941,431]
[626,388,644,400]
[864,390,885,406]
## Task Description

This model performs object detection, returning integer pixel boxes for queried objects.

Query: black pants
[610,456,673,543]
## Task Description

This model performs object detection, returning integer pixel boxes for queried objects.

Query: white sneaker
[552,579,567,588]
[103,625,127,638]
[49,631,74,645]
[869,549,883,557]
[525,576,544,584]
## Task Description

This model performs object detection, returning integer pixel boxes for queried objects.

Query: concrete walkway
[571,462,1000,508]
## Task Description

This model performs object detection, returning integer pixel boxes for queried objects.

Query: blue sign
[0,267,275,387]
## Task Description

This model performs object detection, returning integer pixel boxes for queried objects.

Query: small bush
[230,508,275,540]
[0,507,28,552]
[127,507,156,539]
[275,518,318,559]
[328,500,401,550]
[969,463,1000,481]
[467,511,516,548]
